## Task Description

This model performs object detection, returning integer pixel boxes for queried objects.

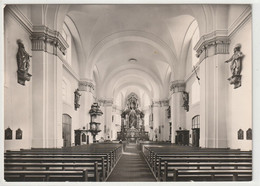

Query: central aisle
[106,143,156,182]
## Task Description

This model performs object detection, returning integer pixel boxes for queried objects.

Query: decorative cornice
[170,80,185,94]
[5,5,33,34]
[78,80,95,92]
[98,98,113,107]
[194,30,230,61]
[30,25,69,56]
[194,6,251,62]
[228,6,252,38]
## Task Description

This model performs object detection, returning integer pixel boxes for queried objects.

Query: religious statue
[182,91,189,112]
[16,39,32,85]
[225,44,244,89]
[74,88,81,110]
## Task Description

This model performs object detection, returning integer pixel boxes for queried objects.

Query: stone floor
[106,143,156,182]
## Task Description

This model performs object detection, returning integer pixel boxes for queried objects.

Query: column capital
[30,25,69,56]
[170,80,185,94]
[98,98,113,107]
[194,30,230,61]
[78,79,95,93]
[153,99,169,107]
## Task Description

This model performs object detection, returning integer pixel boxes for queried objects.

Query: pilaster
[98,98,113,140]
[194,30,230,148]
[31,27,67,148]
[169,80,187,143]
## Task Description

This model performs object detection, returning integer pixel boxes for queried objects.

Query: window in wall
[191,80,200,105]
[62,24,71,66]
[192,115,200,129]
[191,26,200,67]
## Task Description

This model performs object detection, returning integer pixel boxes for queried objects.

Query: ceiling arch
[100,69,162,100]
[85,30,176,79]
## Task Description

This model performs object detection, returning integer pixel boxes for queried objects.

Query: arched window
[192,115,200,129]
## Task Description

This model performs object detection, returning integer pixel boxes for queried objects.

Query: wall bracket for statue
[225,44,244,89]
[16,39,32,86]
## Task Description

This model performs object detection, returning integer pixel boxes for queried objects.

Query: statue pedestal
[228,75,241,89]
[17,70,32,86]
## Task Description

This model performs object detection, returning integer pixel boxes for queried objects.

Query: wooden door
[192,128,200,147]
[62,114,72,147]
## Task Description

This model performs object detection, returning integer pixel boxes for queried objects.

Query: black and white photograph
[1,1,259,185]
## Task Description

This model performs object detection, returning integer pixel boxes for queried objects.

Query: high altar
[117,93,149,143]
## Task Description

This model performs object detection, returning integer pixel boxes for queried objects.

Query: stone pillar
[99,99,113,140]
[195,33,229,148]
[152,102,160,141]
[161,101,169,142]
[31,26,68,148]
[169,81,186,144]
[153,100,169,142]
[78,80,95,143]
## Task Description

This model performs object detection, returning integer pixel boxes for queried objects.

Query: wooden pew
[167,168,252,181]
[142,146,252,182]
[5,145,123,182]
[5,158,105,181]
[160,161,252,181]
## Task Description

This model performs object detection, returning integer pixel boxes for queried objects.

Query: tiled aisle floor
[106,144,156,182]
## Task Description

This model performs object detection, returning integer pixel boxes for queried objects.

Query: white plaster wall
[70,38,80,75]
[62,68,80,146]
[16,5,32,20]
[227,19,252,150]
[185,78,200,145]
[228,5,251,28]
[4,10,33,151]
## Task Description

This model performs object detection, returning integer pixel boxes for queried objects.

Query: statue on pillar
[182,91,189,112]
[225,44,244,89]
[16,39,32,85]
[74,88,81,110]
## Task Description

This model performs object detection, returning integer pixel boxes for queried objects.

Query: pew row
[143,145,252,182]
[5,145,122,182]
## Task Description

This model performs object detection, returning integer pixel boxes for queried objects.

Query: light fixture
[128,58,137,63]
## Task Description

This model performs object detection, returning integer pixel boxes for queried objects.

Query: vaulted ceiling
[62,5,203,105]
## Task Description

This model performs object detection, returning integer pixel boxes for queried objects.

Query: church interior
[3,4,254,183]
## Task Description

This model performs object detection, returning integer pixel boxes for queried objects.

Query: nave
[3,3,254,184]
[4,142,252,182]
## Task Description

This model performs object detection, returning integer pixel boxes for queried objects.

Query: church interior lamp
[88,103,103,143]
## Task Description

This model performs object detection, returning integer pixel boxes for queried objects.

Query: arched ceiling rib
[47,4,215,101]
